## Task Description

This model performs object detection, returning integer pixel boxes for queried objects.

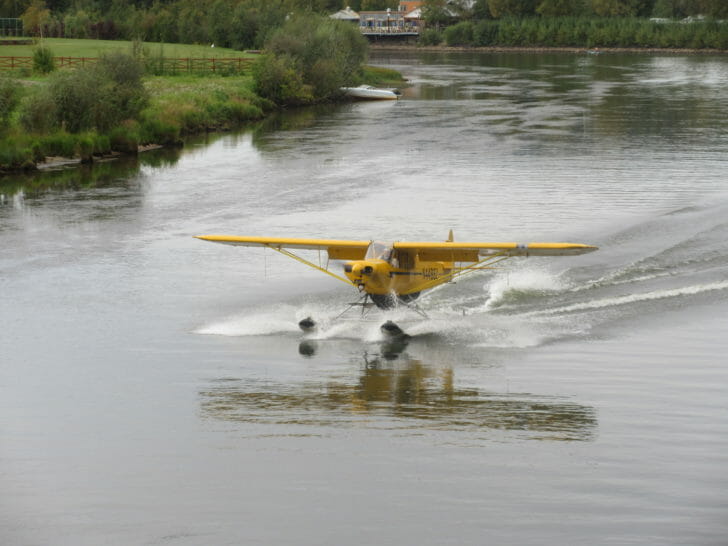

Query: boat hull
[341,86,399,100]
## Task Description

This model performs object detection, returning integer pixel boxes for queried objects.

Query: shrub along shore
[0,16,404,174]
[0,65,404,174]
[0,41,261,173]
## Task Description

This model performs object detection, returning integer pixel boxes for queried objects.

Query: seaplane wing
[393,241,598,262]
[196,233,598,332]
[195,235,370,260]
[195,235,597,263]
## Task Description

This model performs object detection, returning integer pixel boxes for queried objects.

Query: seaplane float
[196,231,598,339]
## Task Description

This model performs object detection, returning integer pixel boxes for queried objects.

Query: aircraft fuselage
[343,243,453,305]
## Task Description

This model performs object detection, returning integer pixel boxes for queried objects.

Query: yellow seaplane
[196,231,598,336]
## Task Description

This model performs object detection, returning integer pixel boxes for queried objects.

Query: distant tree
[701,0,728,18]
[472,0,493,19]
[450,0,476,19]
[360,0,398,10]
[537,0,587,16]
[142,3,178,43]
[651,0,690,17]
[488,0,538,17]
[296,0,344,10]
[176,0,208,44]
[63,10,92,38]
[227,0,289,50]
[207,0,234,47]
[422,0,452,29]
[589,0,653,16]
[634,0,654,16]
[20,0,50,36]
[44,0,69,13]
[0,0,31,18]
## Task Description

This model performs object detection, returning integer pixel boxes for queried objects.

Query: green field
[0,38,254,59]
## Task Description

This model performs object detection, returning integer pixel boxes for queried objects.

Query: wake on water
[194,201,728,349]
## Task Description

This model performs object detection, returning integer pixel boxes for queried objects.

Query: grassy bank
[0,37,405,174]
[0,38,253,59]
[0,73,269,172]
[1,70,404,173]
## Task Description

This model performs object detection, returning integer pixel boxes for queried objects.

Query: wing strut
[269,246,355,287]
[409,251,513,294]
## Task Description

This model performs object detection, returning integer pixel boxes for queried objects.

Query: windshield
[365,241,393,262]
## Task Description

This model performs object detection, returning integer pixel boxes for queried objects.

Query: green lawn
[0,38,254,59]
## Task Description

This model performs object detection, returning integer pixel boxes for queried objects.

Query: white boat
[340,85,399,100]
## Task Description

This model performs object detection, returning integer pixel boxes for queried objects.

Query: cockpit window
[365,241,393,262]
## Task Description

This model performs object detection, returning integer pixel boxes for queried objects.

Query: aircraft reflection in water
[200,346,597,442]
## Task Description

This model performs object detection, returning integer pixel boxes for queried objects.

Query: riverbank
[370,43,728,55]
[0,74,267,175]
[0,65,406,176]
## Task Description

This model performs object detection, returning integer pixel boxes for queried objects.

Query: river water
[2,51,727,545]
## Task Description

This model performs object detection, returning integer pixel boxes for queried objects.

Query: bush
[93,52,148,128]
[43,52,147,134]
[474,20,499,45]
[48,69,98,132]
[0,75,21,129]
[256,14,368,105]
[252,54,313,106]
[444,22,475,46]
[419,28,443,46]
[33,46,55,74]
[19,88,58,133]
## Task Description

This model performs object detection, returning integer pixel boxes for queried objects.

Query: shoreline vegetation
[0,15,404,174]
[2,11,728,175]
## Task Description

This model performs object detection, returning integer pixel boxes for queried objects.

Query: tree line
[437,16,728,48]
[5,0,727,50]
